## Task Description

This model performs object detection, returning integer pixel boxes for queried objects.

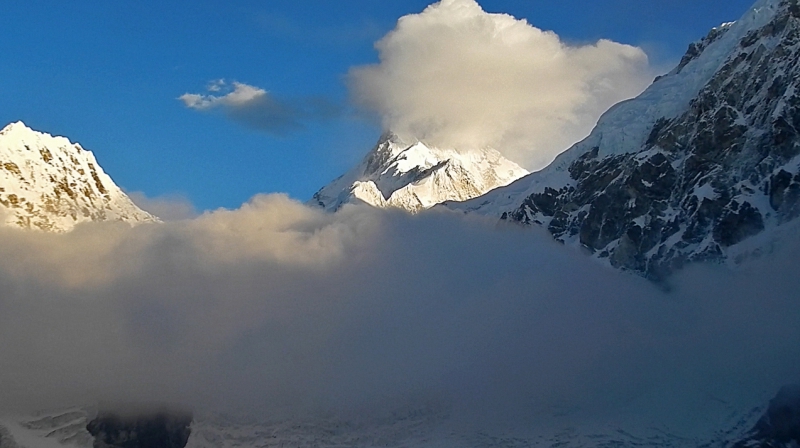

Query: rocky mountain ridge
[0,122,156,232]
[448,0,800,280]
[311,133,528,213]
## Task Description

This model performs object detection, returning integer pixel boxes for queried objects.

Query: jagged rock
[449,0,800,280]
[675,23,735,74]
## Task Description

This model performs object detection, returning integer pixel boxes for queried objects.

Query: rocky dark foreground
[86,406,192,448]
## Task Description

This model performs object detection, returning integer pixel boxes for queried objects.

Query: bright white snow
[312,133,528,212]
[0,121,157,232]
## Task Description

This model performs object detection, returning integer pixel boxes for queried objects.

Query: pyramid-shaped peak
[0,121,33,134]
[0,122,157,231]
[311,132,528,213]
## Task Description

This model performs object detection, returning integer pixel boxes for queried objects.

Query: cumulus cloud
[348,0,656,169]
[180,80,339,135]
[0,197,798,439]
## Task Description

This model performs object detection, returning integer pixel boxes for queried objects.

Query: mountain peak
[311,134,528,213]
[1,120,33,135]
[0,122,158,232]
[447,0,800,280]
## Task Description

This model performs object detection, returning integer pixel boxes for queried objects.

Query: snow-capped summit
[0,121,157,232]
[447,0,800,279]
[311,133,528,212]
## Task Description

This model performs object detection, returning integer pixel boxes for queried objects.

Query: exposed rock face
[87,408,192,448]
[0,121,157,232]
[311,133,528,213]
[449,0,800,280]
[674,22,735,75]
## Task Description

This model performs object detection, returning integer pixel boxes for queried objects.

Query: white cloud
[0,196,797,438]
[180,80,339,135]
[348,0,656,169]
[180,81,268,111]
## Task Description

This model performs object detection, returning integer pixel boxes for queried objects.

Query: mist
[348,0,655,169]
[0,194,798,436]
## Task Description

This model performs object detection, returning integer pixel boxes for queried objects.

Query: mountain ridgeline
[449,0,800,280]
[0,0,799,447]
[0,122,156,232]
[311,133,528,213]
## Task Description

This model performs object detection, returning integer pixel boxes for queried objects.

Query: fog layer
[0,195,798,436]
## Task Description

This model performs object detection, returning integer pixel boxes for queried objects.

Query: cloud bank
[0,196,798,438]
[348,0,656,169]
[180,80,339,136]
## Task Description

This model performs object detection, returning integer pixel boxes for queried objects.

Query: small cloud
[179,80,340,136]
[179,81,269,111]
[128,191,198,221]
[206,79,226,92]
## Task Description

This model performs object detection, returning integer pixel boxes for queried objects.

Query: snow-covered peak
[0,121,157,232]
[578,0,777,157]
[449,0,784,219]
[311,133,528,212]
[447,0,800,280]
[586,2,771,164]
[1,121,30,134]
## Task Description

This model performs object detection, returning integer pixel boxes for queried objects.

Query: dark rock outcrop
[86,406,192,448]
[675,22,734,74]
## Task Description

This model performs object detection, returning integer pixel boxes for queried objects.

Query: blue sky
[2,0,756,212]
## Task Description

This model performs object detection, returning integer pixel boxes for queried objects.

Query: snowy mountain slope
[447,0,800,280]
[0,122,157,232]
[311,133,528,213]
[2,387,796,448]
[182,383,799,448]
[0,408,93,448]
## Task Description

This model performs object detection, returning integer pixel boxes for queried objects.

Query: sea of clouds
[1,195,798,438]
